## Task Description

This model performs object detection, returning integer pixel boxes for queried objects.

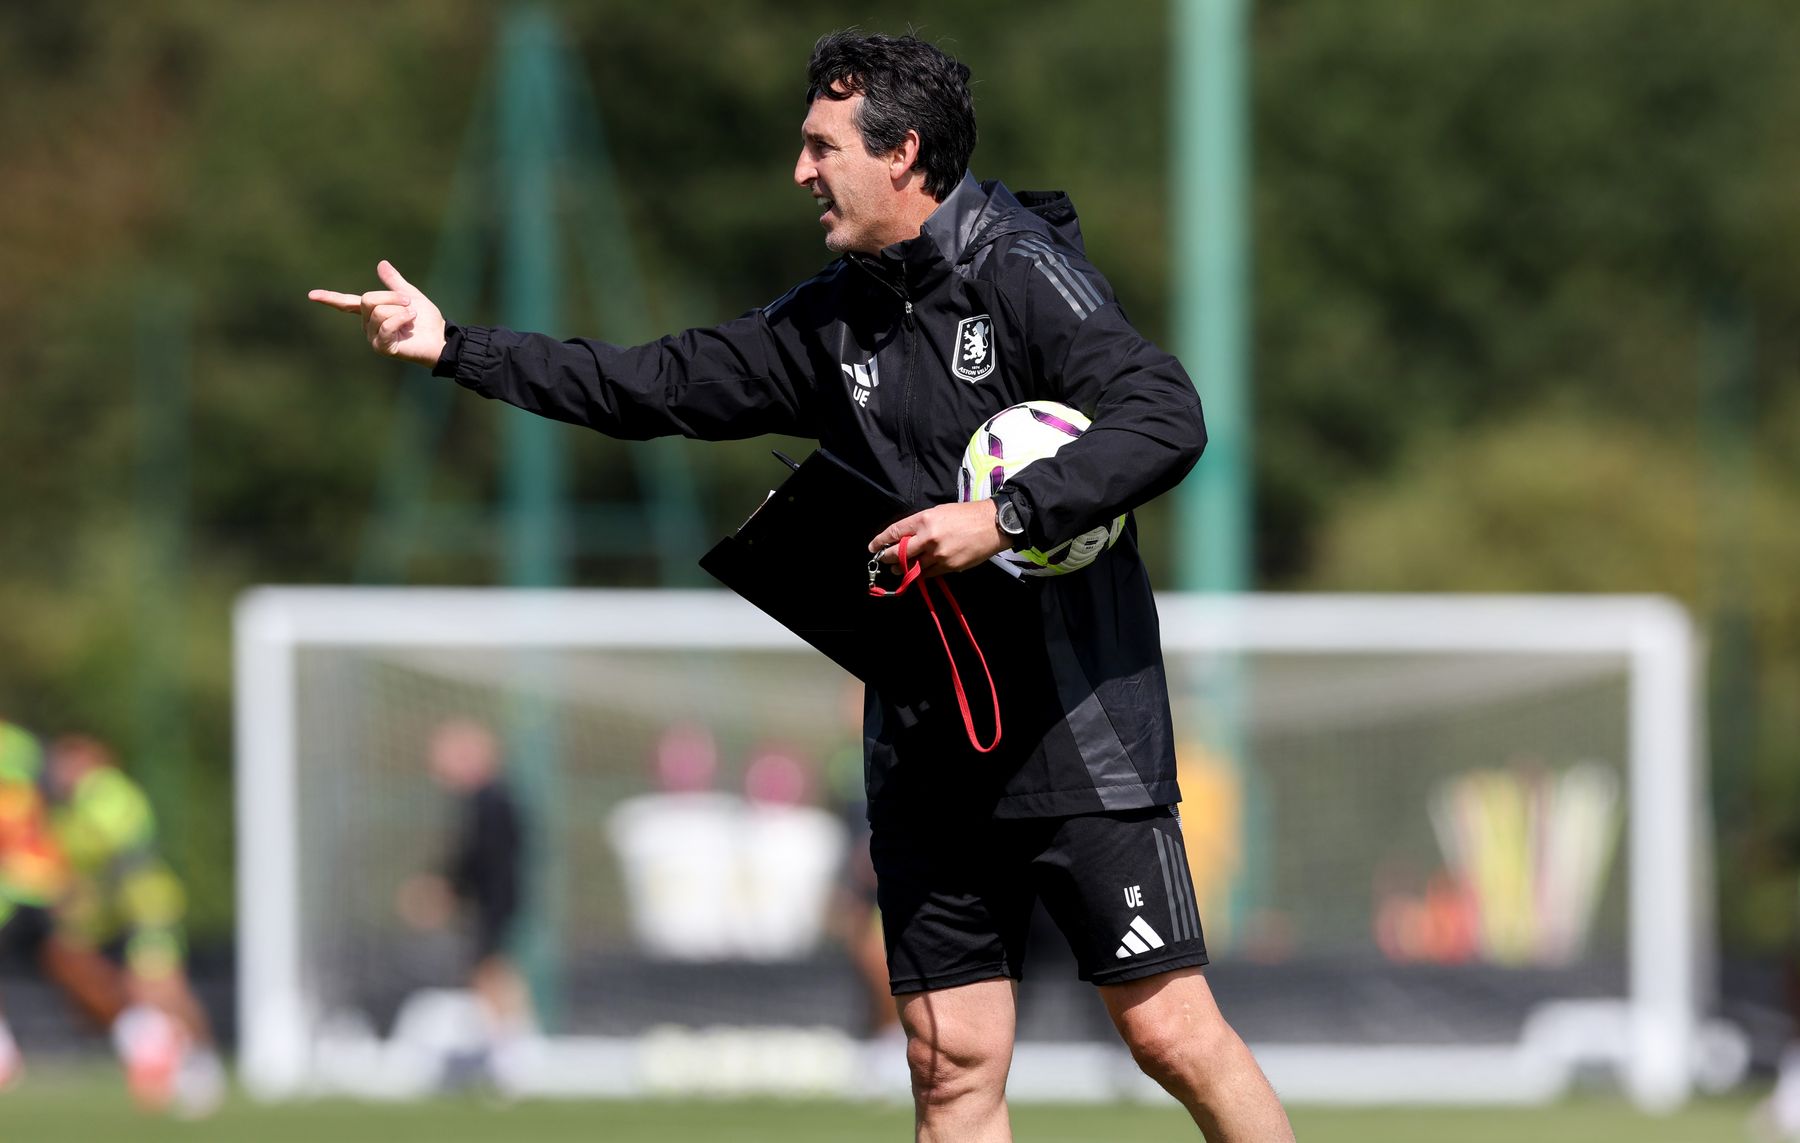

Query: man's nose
[794,151,815,188]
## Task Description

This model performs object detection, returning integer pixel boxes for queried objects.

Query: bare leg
[897,978,1017,1143]
[38,935,128,1028]
[41,933,216,1050]
[471,954,533,1034]
[0,999,20,1088]
[1099,967,1293,1142]
[128,969,216,1048]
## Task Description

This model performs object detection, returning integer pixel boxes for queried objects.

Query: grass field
[0,1069,1766,1143]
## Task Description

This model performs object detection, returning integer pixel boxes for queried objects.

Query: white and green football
[957,400,1125,577]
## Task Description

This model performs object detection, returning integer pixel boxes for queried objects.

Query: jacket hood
[913,175,1088,276]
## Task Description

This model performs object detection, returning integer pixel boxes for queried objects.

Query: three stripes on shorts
[1116,828,1205,959]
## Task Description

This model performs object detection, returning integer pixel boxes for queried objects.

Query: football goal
[234,588,1715,1109]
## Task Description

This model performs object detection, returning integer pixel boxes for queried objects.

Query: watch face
[997,499,1024,535]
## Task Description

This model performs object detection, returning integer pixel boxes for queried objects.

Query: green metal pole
[1172,0,1261,948]
[499,9,565,592]
[1174,0,1251,593]
[1701,301,1756,859]
[133,279,192,872]
[497,4,568,1029]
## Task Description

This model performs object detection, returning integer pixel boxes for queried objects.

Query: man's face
[45,738,105,802]
[428,720,497,791]
[794,91,902,255]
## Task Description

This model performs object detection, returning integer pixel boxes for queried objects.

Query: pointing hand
[309,260,448,368]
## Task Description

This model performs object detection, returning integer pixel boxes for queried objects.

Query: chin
[822,220,869,255]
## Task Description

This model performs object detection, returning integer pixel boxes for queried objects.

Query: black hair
[806,30,976,201]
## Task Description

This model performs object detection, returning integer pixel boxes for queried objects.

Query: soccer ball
[958,400,1125,577]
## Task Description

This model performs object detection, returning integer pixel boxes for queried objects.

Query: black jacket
[435,175,1207,821]
[446,780,522,921]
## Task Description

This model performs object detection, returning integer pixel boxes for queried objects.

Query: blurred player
[314,29,1292,1141]
[605,724,744,960]
[395,718,533,1089]
[736,743,845,960]
[40,734,225,1117]
[609,728,845,960]
[0,720,65,1090]
[0,723,205,1113]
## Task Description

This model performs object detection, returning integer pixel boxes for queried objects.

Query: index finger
[869,513,924,553]
[308,289,363,313]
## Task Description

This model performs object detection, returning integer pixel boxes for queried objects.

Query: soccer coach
[312,30,1293,1143]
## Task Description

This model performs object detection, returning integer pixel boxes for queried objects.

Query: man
[0,724,211,1115]
[0,720,65,1091]
[313,30,1292,1141]
[394,718,533,1087]
[40,734,226,1116]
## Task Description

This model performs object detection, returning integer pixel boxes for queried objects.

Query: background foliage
[0,0,1795,950]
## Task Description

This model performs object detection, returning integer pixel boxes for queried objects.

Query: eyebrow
[803,130,837,148]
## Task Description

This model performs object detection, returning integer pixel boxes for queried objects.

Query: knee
[1120,1009,1233,1089]
[905,1025,1008,1106]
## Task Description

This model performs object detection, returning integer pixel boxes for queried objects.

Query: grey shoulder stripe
[1007,237,1092,317]
[1015,235,1105,314]
[1028,257,1091,319]
[1015,235,1094,306]
[1024,247,1104,318]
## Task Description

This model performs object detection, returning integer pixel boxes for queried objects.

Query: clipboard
[698,449,1023,736]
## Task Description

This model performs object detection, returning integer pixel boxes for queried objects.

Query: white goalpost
[234,588,1722,1109]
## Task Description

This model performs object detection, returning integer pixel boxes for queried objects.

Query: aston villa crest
[953,314,996,383]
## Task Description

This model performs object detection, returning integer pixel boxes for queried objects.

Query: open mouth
[814,195,835,223]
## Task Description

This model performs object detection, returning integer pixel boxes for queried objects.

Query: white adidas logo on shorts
[1114,915,1166,959]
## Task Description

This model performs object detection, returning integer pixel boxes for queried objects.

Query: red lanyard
[867,536,1002,754]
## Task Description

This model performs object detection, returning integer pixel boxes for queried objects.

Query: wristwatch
[993,490,1028,548]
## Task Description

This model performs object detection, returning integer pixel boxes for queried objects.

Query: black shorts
[0,904,51,967]
[872,805,1208,993]
[469,899,518,963]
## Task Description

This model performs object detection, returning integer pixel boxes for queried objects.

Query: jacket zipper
[898,296,920,503]
[852,257,923,502]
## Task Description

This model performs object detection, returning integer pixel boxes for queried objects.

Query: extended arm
[311,263,815,441]
[434,317,812,441]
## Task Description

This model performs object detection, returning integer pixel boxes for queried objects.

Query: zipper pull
[903,299,915,329]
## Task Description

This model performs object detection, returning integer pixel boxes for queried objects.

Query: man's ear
[888,129,923,184]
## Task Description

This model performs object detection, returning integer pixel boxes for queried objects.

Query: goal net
[235,589,1713,1108]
